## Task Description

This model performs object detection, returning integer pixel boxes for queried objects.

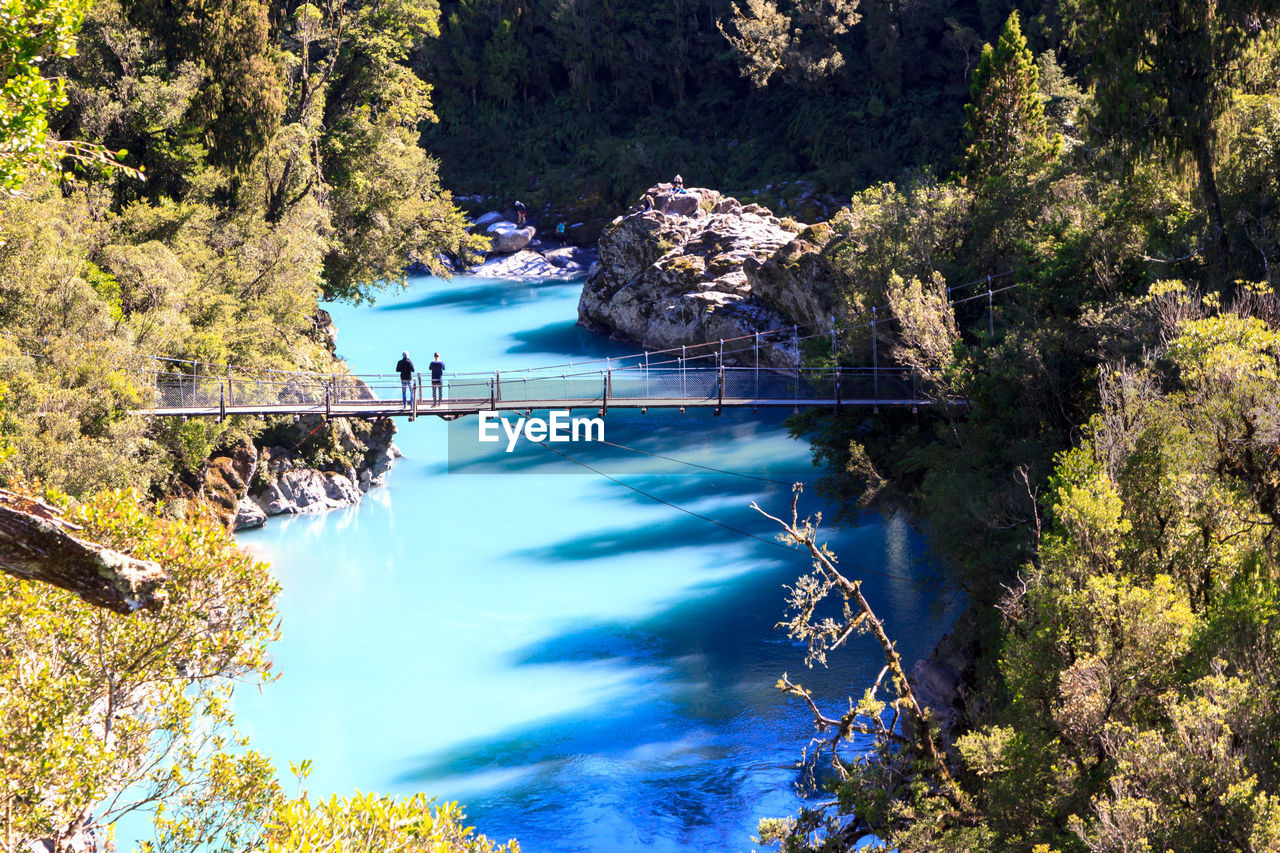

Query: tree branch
[0,491,167,614]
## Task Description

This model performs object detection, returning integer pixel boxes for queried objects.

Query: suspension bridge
[80,271,1018,422]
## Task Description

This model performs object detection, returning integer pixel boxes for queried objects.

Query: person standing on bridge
[429,352,445,404]
[396,351,415,407]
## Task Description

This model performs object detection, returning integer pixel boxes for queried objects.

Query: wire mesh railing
[133,363,936,415]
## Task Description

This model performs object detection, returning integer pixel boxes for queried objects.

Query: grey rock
[360,447,397,491]
[472,211,505,230]
[473,249,558,278]
[486,221,536,253]
[577,183,802,366]
[322,471,362,505]
[233,497,267,530]
[255,468,360,516]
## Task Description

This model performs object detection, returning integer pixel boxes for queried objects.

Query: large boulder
[472,249,560,279]
[472,211,505,230]
[577,184,803,366]
[486,221,535,253]
[359,447,396,491]
[254,468,362,516]
[244,415,400,523]
[745,222,841,331]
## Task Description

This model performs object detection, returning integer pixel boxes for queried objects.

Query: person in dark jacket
[428,353,446,404]
[396,351,415,407]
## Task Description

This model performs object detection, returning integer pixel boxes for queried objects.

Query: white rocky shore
[463,210,598,279]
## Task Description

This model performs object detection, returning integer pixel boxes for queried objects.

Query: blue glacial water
[233,272,960,852]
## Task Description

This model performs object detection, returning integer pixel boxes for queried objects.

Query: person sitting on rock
[671,175,686,194]
[514,200,527,226]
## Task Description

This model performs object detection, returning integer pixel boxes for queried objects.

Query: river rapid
[234,272,960,852]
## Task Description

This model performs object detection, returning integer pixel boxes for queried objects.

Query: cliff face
[200,415,400,531]
[578,184,843,365]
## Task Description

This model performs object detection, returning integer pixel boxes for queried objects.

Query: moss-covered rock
[577,183,809,366]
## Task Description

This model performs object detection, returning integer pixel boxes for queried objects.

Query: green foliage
[268,782,520,852]
[1062,0,1280,285]
[0,0,88,190]
[964,12,1058,180]
[0,489,281,849]
[719,0,862,89]
[420,0,1026,215]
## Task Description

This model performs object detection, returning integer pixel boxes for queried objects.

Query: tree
[0,489,281,850]
[267,777,521,853]
[0,0,133,192]
[752,487,970,850]
[963,11,1057,180]
[718,0,861,90]
[1062,0,1280,287]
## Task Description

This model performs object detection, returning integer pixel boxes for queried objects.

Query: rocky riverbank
[461,209,598,280]
[576,183,842,366]
[200,414,401,532]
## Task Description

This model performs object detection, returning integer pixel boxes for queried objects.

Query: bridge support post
[601,369,610,417]
[835,369,841,413]
[227,376,234,407]
[219,384,225,423]
[495,370,501,406]
[872,306,879,403]
[987,276,994,337]
[754,332,760,398]
[716,363,724,416]
[324,384,331,421]
[793,325,800,399]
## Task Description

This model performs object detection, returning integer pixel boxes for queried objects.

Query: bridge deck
[140,396,939,419]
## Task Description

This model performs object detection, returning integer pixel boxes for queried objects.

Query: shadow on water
[503,319,635,362]
[391,438,956,851]
[252,274,960,853]
[376,277,582,314]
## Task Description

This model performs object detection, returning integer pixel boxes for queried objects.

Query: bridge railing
[135,364,934,412]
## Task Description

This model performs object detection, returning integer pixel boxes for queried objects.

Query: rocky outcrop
[202,438,259,529]
[234,497,267,530]
[254,468,362,516]
[577,183,835,366]
[200,415,400,532]
[907,609,978,737]
[745,222,842,332]
[464,209,597,278]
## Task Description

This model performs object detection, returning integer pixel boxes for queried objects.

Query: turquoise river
[233,271,961,852]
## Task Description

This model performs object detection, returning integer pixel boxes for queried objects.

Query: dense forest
[419,0,1078,220]
[3,0,1280,849]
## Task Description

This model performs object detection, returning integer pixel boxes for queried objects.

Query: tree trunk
[1193,131,1230,289]
[0,495,168,615]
